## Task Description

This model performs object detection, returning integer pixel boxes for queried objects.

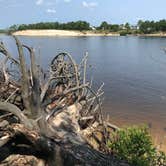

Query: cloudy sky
[0,0,166,28]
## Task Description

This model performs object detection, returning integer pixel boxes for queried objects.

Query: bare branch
[13,36,32,116]
[0,113,13,120]
[42,83,89,107]
[22,44,41,118]
[0,135,10,147]
[0,102,32,129]
[106,122,120,131]
[0,41,19,64]
[5,88,19,102]
[2,57,9,84]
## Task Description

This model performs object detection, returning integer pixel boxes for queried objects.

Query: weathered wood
[23,45,41,118]
[0,37,129,166]
[0,102,32,128]
[0,41,19,64]
[0,155,45,166]
[0,124,129,166]
[13,36,32,116]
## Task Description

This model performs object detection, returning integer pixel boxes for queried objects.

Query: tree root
[0,36,129,166]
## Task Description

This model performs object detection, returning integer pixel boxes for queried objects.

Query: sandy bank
[138,33,166,37]
[13,30,120,37]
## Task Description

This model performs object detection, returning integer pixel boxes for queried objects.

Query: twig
[42,83,89,107]
[80,116,94,121]
[5,88,19,102]
[0,101,32,129]
[0,42,19,64]
[106,122,119,131]
[0,113,13,119]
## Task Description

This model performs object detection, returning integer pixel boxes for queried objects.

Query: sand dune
[13,30,120,37]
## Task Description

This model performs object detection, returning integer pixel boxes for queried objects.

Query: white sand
[13,30,120,37]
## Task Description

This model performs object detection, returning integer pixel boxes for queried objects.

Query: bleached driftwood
[0,36,128,166]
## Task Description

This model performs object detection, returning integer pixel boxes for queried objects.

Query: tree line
[138,20,166,33]
[8,19,166,34]
[9,21,91,31]
[96,20,166,34]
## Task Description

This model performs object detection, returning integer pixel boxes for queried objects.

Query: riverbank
[13,30,166,37]
[13,30,120,37]
[138,33,166,37]
[110,117,166,153]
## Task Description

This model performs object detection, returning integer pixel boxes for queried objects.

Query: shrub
[107,126,166,166]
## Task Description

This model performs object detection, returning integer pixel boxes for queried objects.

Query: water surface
[1,35,166,150]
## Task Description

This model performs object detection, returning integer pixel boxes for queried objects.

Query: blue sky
[0,0,166,28]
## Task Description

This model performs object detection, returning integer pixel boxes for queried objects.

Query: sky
[0,0,166,29]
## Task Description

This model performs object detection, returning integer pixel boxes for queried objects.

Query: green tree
[16,21,91,31]
[124,22,130,31]
[9,24,18,31]
[137,20,143,28]
[99,21,110,30]
[110,24,120,32]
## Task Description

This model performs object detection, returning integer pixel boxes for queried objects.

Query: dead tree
[0,36,128,166]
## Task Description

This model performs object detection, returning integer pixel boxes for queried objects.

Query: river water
[1,35,166,150]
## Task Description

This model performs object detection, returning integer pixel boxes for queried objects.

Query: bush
[119,30,129,36]
[107,126,166,166]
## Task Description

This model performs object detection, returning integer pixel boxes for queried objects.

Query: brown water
[1,35,166,151]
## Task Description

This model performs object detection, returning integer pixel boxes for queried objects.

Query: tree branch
[13,36,32,117]
[0,102,32,129]
[22,44,41,118]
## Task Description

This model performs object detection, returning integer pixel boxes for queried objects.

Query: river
[1,35,166,151]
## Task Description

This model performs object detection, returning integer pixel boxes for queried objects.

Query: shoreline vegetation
[4,19,166,37]
[12,29,166,37]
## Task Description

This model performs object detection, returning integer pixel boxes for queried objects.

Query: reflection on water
[1,35,166,150]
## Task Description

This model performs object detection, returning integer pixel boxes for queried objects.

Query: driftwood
[0,36,128,166]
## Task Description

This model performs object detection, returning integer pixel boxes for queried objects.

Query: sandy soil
[138,33,166,37]
[110,116,166,153]
[13,30,120,37]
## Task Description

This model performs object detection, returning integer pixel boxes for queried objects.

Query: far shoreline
[13,30,120,37]
[10,30,166,37]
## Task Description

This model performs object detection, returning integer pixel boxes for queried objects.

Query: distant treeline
[8,19,166,34]
[138,20,166,33]
[96,20,166,34]
[0,29,8,33]
[9,21,131,32]
[9,21,91,31]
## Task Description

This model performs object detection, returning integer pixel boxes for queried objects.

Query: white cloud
[36,0,43,5]
[64,0,71,2]
[46,8,56,13]
[82,1,98,9]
